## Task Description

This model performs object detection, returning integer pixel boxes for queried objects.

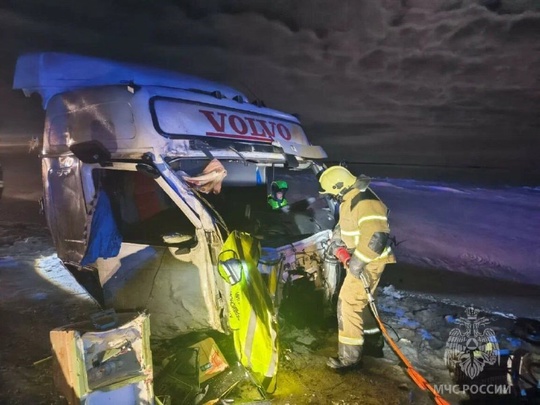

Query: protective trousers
[337,260,387,363]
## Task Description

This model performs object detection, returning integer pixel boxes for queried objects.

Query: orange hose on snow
[359,273,450,405]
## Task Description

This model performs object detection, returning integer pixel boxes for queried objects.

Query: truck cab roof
[13,52,327,161]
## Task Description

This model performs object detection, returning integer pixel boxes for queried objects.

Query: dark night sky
[1,0,540,176]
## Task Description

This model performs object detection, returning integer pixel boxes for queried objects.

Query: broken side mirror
[69,140,112,165]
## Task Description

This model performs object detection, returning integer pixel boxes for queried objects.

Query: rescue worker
[318,166,396,370]
[267,180,289,210]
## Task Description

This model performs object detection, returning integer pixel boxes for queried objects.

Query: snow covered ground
[2,224,538,404]
[374,178,540,287]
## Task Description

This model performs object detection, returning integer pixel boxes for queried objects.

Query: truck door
[90,166,225,339]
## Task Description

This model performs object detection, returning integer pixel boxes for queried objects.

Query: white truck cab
[14,52,338,339]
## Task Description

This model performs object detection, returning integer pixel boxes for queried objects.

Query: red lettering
[245,117,266,137]
[199,109,286,143]
[229,115,248,135]
[199,110,226,132]
[257,120,276,139]
[277,123,292,140]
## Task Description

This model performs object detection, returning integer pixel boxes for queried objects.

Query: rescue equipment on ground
[451,347,540,401]
[218,231,279,396]
[358,272,450,405]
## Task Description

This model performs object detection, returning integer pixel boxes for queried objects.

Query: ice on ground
[381,284,405,299]
[0,233,96,303]
[34,253,95,301]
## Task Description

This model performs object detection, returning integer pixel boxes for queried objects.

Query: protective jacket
[339,178,395,269]
[267,195,288,210]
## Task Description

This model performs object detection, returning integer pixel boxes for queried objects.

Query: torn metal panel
[274,230,333,290]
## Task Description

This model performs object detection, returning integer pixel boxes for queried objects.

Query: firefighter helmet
[271,180,288,195]
[318,166,356,196]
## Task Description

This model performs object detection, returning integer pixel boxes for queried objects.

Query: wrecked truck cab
[13,52,337,339]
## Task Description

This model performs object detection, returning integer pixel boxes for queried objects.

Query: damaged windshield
[168,159,335,246]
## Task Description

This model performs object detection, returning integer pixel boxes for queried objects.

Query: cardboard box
[189,337,229,384]
[154,336,232,404]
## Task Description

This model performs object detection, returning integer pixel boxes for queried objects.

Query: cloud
[1,0,539,174]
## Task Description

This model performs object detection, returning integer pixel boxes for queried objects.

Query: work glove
[327,226,346,256]
[330,225,342,243]
[348,254,369,284]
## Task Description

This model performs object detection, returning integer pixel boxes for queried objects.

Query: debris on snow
[381,284,405,299]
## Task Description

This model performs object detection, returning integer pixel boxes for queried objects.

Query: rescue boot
[364,331,384,358]
[326,343,363,370]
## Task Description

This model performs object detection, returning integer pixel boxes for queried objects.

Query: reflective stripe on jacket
[339,188,396,265]
[267,195,288,210]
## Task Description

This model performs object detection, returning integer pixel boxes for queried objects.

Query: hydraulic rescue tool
[334,246,450,405]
